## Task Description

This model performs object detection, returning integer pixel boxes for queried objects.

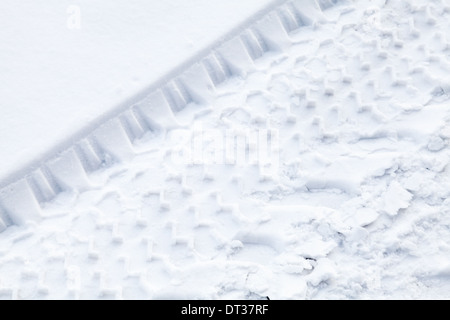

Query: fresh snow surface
[1,0,450,299]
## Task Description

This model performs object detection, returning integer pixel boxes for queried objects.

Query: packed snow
[1,0,450,299]
[0,0,280,188]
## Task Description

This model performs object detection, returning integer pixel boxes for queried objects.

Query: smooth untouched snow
[0,0,280,187]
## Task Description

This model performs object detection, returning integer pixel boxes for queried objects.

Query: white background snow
[1,0,450,300]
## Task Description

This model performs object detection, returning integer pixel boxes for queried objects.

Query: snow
[1,0,450,300]
[0,0,281,187]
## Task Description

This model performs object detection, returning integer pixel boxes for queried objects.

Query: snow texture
[1,0,450,300]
